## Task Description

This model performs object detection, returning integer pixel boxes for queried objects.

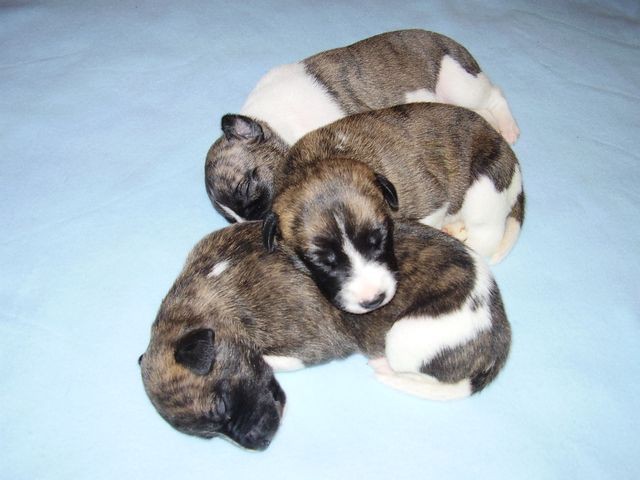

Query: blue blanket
[1,1,638,478]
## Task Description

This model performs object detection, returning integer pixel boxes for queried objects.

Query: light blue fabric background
[1,1,638,478]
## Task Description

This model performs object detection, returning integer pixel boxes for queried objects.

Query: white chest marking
[385,253,494,373]
[217,202,246,223]
[263,355,305,372]
[241,62,345,145]
[207,260,229,278]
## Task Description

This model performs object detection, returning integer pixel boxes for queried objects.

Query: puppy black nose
[359,293,385,311]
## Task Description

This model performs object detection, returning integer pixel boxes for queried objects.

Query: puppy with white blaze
[139,222,511,450]
[205,29,520,223]
[263,159,400,314]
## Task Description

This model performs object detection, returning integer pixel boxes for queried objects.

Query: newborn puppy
[205,29,520,223]
[139,222,511,450]
[264,159,400,314]
[268,103,524,268]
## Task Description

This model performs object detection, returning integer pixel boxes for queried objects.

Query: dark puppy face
[264,159,399,314]
[204,115,287,223]
[139,324,285,451]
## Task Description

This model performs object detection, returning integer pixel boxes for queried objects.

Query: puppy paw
[442,221,468,242]
[498,119,520,145]
[368,357,394,375]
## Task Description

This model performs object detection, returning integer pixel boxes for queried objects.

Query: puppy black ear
[138,354,144,366]
[221,114,264,143]
[174,328,216,375]
[262,212,279,253]
[374,173,399,211]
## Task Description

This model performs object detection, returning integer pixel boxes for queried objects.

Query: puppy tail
[490,190,525,264]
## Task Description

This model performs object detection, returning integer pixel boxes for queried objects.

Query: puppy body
[140,222,511,448]
[276,103,525,264]
[206,29,519,222]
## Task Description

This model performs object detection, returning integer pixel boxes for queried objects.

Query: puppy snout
[359,292,386,311]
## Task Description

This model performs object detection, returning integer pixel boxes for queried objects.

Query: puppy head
[139,319,285,451]
[264,159,399,314]
[204,114,288,223]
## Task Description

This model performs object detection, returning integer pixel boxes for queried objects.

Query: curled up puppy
[139,222,511,450]
[205,29,520,223]
[262,104,524,314]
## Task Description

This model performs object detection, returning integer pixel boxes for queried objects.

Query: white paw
[442,221,468,242]
[499,119,520,145]
[368,357,394,375]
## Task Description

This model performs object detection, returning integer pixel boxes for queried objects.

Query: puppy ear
[262,212,279,253]
[138,354,144,366]
[374,173,399,211]
[174,328,216,375]
[221,114,264,143]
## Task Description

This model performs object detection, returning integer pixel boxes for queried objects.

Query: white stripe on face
[335,219,396,314]
[217,202,246,223]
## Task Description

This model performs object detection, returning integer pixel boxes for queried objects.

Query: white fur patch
[335,132,349,151]
[368,357,471,400]
[385,253,493,373]
[217,202,246,223]
[263,356,305,372]
[241,62,345,145]
[404,88,437,104]
[418,202,449,229]
[336,222,397,314]
[207,260,229,278]
[490,216,521,264]
[375,371,472,401]
[459,165,522,258]
[435,55,519,144]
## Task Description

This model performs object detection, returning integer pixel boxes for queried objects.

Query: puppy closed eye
[313,249,338,267]
[364,229,387,254]
[210,396,231,424]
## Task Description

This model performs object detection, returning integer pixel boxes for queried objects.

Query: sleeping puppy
[264,159,400,314]
[205,29,520,223]
[266,103,525,276]
[139,222,511,450]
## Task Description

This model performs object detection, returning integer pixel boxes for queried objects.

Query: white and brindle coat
[205,29,520,223]
[139,222,511,451]
[262,103,524,314]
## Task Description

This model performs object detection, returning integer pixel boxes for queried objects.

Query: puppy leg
[370,357,471,400]
[458,176,513,261]
[435,55,520,144]
[441,221,468,242]
[263,355,305,372]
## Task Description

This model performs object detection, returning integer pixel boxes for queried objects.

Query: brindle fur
[304,29,480,113]
[140,222,511,449]
[278,102,524,224]
[205,29,504,223]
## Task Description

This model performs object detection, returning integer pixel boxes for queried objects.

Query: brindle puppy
[139,222,511,450]
[270,103,525,267]
[205,29,520,223]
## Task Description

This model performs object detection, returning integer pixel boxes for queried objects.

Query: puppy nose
[359,293,385,311]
